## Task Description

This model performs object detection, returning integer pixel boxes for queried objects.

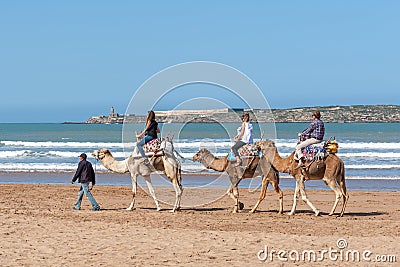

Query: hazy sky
[1,1,399,122]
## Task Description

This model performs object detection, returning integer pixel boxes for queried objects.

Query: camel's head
[192,148,210,162]
[92,148,111,160]
[261,139,275,148]
[259,140,276,162]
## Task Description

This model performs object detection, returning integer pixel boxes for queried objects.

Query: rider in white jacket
[231,113,253,166]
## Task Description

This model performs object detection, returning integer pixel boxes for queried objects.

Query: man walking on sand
[71,153,100,211]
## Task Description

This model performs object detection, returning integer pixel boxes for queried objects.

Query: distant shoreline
[62,121,400,125]
[67,104,400,124]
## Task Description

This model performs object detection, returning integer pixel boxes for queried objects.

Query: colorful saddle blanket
[143,138,162,153]
[228,143,260,161]
[301,145,326,162]
[239,143,260,157]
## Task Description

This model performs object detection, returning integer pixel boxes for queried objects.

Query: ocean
[0,122,399,191]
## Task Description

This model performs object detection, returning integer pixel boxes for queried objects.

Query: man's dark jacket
[72,159,96,185]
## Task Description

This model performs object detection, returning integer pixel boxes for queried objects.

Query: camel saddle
[143,139,164,157]
[227,143,260,161]
[300,145,327,162]
[300,138,339,162]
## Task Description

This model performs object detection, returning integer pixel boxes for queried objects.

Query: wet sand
[0,184,399,266]
[0,172,399,192]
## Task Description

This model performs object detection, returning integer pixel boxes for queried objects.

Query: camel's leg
[226,185,235,200]
[126,174,138,211]
[227,185,237,213]
[249,177,269,213]
[272,180,284,214]
[178,184,183,210]
[143,175,161,211]
[176,168,183,212]
[298,179,320,216]
[232,186,240,213]
[323,177,343,216]
[173,182,183,212]
[227,184,243,213]
[170,179,183,213]
[288,179,301,215]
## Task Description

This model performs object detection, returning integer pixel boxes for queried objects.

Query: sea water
[0,122,399,191]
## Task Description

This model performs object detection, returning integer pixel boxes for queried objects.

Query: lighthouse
[109,106,117,118]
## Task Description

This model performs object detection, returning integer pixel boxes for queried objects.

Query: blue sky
[0,1,399,122]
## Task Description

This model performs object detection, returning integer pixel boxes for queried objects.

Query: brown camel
[92,139,183,212]
[260,139,349,216]
[193,148,283,214]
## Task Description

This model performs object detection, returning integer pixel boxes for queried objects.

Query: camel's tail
[338,159,347,196]
[177,163,182,187]
[337,158,349,216]
[172,158,182,187]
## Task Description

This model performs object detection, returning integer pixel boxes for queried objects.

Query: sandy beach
[0,183,399,266]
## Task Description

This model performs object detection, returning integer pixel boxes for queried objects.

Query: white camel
[92,138,183,212]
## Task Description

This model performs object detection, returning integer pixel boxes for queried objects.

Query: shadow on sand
[97,207,388,217]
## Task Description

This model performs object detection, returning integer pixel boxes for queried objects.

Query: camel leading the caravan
[260,139,349,216]
[92,138,183,212]
[193,148,283,214]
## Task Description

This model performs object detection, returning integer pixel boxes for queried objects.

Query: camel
[193,148,283,214]
[260,139,349,217]
[92,138,183,212]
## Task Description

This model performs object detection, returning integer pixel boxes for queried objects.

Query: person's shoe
[92,206,101,211]
[72,206,80,210]
[295,158,305,169]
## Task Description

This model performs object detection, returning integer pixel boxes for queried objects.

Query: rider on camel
[295,110,325,168]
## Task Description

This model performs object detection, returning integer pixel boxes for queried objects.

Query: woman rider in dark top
[136,110,160,164]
